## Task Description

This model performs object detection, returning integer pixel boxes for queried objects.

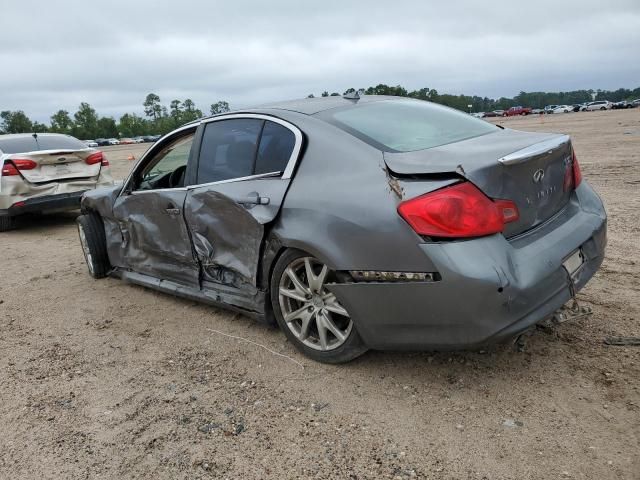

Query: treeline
[312,84,640,112]
[2,84,639,138]
[0,95,230,139]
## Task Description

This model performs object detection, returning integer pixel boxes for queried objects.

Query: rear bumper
[0,171,113,213]
[327,182,607,350]
[0,190,86,217]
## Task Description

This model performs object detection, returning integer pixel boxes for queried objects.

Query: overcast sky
[1,0,639,122]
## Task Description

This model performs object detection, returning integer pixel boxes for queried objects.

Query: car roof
[254,95,398,115]
[184,96,403,127]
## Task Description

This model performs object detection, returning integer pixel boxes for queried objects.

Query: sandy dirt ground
[1,110,639,479]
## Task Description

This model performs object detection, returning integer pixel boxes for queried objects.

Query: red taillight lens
[564,150,582,192]
[397,182,519,238]
[85,151,108,166]
[572,151,582,187]
[1,159,37,176]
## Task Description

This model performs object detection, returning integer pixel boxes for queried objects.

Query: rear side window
[319,99,498,152]
[197,119,262,184]
[255,121,296,175]
[0,134,87,154]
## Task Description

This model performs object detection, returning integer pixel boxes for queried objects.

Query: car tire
[270,249,367,364]
[77,213,110,279]
[600,107,606,111]
[0,216,15,232]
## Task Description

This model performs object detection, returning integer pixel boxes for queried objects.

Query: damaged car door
[113,127,200,286]
[185,115,302,300]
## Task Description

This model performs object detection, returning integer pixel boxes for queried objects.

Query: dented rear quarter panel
[263,110,443,273]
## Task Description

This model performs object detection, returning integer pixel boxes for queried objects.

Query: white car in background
[582,101,612,111]
[550,105,572,114]
[83,139,98,147]
[107,138,120,145]
[0,133,113,231]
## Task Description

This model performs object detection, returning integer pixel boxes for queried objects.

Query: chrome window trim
[200,113,303,180]
[119,113,303,197]
[127,171,282,195]
[130,187,189,195]
[187,171,282,190]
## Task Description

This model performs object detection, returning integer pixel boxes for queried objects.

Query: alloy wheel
[278,257,352,351]
[78,223,95,276]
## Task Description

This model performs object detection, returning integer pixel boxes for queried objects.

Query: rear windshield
[318,99,498,152]
[0,135,87,154]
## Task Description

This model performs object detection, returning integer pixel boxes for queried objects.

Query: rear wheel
[0,216,16,232]
[77,213,110,278]
[270,249,367,363]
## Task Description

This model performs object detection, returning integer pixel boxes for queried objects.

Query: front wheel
[0,216,16,232]
[270,249,367,364]
[600,107,606,111]
[77,213,111,279]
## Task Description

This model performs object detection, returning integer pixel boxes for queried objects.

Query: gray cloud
[2,0,639,122]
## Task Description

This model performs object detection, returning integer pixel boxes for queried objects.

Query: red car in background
[503,106,532,116]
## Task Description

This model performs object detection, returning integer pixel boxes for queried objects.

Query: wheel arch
[258,231,339,323]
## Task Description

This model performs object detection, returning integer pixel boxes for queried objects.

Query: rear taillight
[564,150,582,192]
[572,150,582,187]
[397,182,519,238]
[1,159,37,176]
[85,151,108,166]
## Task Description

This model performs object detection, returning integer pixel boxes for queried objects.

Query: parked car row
[612,99,640,109]
[474,99,639,118]
[84,135,161,147]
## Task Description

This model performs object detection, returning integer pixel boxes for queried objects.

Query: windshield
[318,99,498,152]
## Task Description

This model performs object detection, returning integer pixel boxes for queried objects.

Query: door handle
[165,203,181,215]
[243,193,270,205]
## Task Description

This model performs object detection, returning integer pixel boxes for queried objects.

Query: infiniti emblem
[532,169,545,183]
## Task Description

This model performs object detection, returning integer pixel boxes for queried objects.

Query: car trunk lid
[384,129,575,237]
[5,149,102,184]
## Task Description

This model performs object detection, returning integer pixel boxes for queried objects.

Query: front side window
[136,132,194,190]
[319,99,498,152]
